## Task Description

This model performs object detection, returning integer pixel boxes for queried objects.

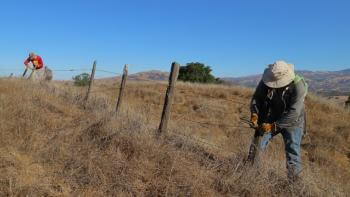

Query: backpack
[293,74,308,97]
[293,74,308,136]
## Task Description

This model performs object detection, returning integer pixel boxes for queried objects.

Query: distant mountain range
[107,68,350,96]
[222,69,350,96]
[98,70,169,82]
[128,70,169,81]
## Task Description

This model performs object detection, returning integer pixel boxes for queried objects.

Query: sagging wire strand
[168,114,254,151]
[170,131,227,151]
[0,65,121,73]
[122,93,253,130]
[181,118,252,129]
[51,69,89,72]
[96,69,121,75]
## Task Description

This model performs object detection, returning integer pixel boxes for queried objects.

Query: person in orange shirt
[24,52,44,69]
[23,52,44,80]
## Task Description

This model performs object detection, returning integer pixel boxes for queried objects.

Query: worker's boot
[287,169,302,184]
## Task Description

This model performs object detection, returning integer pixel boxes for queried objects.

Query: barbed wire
[181,118,252,129]
[89,89,116,94]
[126,63,168,69]
[107,93,252,130]
[201,94,249,106]
[170,121,253,152]
[51,69,90,72]
[0,68,24,71]
[170,131,226,150]
[0,67,120,74]
[96,69,121,75]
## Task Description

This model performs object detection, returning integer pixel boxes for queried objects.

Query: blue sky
[0,0,349,79]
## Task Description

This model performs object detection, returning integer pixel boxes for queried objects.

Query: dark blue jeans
[259,127,303,179]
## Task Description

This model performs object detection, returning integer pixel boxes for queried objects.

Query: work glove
[259,123,277,133]
[250,113,258,128]
[33,61,40,69]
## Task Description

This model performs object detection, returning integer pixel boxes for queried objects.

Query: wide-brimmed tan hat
[262,60,295,88]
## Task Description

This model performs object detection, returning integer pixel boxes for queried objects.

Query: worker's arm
[250,80,267,115]
[24,58,31,67]
[275,81,307,128]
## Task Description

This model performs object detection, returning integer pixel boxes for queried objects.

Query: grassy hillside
[0,78,349,196]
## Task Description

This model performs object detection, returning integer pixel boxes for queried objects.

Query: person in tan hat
[249,60,308,182]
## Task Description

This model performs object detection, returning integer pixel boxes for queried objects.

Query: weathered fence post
[115,64,128,115]
[345,96,350,109]
[157,62,180,136]
[84,60,97,105]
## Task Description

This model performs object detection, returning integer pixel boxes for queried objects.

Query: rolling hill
[128,70,169,81]
[223,69,350,95]
[109,68,350,96]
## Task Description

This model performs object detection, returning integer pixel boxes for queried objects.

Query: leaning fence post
[115,64,128,115]
[157,62,180,136]
[84,60,97,105]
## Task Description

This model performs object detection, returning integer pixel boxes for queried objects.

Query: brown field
[0,78,349,196]
[327,96,349,108]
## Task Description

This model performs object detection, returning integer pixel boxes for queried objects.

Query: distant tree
[178,62,222,84]
[73,73,90,86]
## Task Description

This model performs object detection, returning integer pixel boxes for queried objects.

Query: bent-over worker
[23,52,44,80]
[249,60,308,182]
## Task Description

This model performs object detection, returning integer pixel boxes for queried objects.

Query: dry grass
[0,78,349,196]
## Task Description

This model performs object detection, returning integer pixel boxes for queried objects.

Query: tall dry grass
[0,78,349,196]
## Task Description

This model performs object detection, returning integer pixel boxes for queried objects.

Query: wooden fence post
[346,96,350,109]
[157,62,180,136]
[84,60,97,105]
[115,64,128,115]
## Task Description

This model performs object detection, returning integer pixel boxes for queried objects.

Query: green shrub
[73,73,90,86]
[178,62,222,84]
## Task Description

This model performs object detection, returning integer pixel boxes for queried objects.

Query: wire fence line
[62,65,253,144]
[181,118,252,129]
[0,65,122,77]
[0,63,167,73]
[43,68,121,75]
[164,117,255,153]
[170,131,228,151]
[89,88,118,95]
[1,67,122,83]
[168,117,254,152]
[2,61,255,153]
[126,100,252,152]
[50,69,90,72]
[145,104,252,130]
[124,94,252,133]
[96,69,121,75]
